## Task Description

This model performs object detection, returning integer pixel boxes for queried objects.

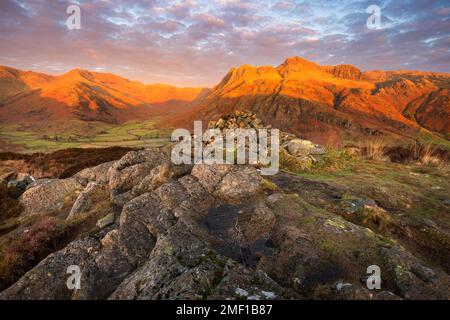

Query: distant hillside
[0,58,449,148]
[0,66,207,128]
[168,56,450,145]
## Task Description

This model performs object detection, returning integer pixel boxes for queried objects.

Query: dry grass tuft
[362,139,390,161]
[416,143,446,168]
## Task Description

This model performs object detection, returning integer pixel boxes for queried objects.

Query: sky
[0,0,449,87]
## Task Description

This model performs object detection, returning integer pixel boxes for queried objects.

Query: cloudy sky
[0,0,449,86]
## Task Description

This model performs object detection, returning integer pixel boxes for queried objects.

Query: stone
[19,178,84,216]
[286,138,320,157]
[191,164,232,193]
[132,163,192,196]
[235,287,249,297]
[67,181,109,220]
[75,161,116,183]
[214,166,262,203]
[96,213,115,229]
[108,149,170,207]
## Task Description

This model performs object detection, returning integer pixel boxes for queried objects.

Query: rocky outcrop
[75,161,116,183]
[67,182,110,220]
[107,149,170,207]
[0,155,282,300]
[19,178,84,217]
[322,64,362,80]
[283,139,326,157]
[1,147,449,300]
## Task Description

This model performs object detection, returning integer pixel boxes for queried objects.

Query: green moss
[163,245,175,256]
[260,178,279,192]
[324,218,347,230]
[375,234,396,248]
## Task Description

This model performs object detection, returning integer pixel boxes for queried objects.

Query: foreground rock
[1,147,449,300]
[19,178,84,217]
[67,182,110,220]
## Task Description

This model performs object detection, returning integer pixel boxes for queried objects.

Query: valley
[1,57,448,154]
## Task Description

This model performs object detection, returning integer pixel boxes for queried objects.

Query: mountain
[0,66,207,128]
[169,57,450,144]
[1,58,449,145]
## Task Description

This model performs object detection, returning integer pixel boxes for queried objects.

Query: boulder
[19,178,84,217]
[96,213,115,229]
[67,181,110,220]
[191,164,232,193]
[131,163,192,197]
[215,166,262,203]
[108,149,170,207]
[285,138,325,157]
[75,161,116,183]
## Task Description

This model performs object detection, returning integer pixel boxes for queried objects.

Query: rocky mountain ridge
[168,56,450,144]
[1,56,449,146]
[0,65,206,128]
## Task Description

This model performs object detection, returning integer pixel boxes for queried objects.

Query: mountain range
[0,66,206,126]
[0,57,449,145]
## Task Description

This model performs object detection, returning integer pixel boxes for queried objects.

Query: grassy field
[0,120,172,153]
[1,119,449,154]
[417,128,450,150]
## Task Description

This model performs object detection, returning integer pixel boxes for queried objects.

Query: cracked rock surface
[1,148,449,300]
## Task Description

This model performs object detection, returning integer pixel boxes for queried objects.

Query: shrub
[384,141,448,167]
[0,183,22,221]
[0,217,59,290]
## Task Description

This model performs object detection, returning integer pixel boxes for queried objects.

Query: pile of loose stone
[207,110,265,130]
[205,110,326,163]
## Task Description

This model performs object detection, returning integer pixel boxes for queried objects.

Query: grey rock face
[108,149,170,207]
[285,138,326,157]
[67,182,110,220]
[2,148,449,301]
[19,178,84,217]
[214,166,262,203]
[96,213,115,229]
[1,150,280,300]
[75,161,116,183]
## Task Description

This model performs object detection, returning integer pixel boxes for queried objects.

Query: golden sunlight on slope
[168,56,450,143]
[0,66,206,126]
